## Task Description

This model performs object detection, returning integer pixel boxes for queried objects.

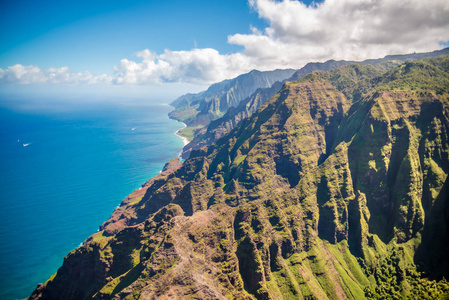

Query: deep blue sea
[0,98,184,299]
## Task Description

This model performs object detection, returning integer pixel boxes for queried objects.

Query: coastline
[4,103,184,300]
[167,103,189,148]
[174,121,189,147]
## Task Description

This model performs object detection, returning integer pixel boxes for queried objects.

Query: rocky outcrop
[91,159,184,238]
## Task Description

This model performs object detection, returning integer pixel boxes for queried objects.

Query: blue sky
[0,0,448,99]
[0,0,266,73]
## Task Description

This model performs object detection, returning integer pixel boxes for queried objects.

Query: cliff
[30,55,449,299]
[180,48,449,159]
[168,69,295,140]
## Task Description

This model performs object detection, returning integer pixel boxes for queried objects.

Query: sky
[0,0,449,100]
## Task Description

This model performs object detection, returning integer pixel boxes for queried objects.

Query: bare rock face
[30,55,449,299]
[91,159,184,237]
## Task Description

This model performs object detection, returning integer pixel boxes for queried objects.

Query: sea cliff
[30,54,449,299]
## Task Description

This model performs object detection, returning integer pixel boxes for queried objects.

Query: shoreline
[174,120,189,146]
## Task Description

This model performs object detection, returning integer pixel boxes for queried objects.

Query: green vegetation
[30,54,449,300]
[89,230,109,244]
[169,69,295,156]
[177,124,204,141]
[176,48,449,159]
[169,69,295,126]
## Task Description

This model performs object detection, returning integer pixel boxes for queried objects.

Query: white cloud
[112,48,254,85]
[2,0,448,86]
[230,0,449,69]
[111,0,449,84]
[0,64,111,85]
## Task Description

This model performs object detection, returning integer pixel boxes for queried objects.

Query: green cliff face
[180,48,449,159]
[168,69,295,142]
[168,69,295,127]
[30,55,449,299]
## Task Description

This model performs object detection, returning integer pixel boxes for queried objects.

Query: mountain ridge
[179,47,449,158]
[168,68,296,140]
[30,53,449,299]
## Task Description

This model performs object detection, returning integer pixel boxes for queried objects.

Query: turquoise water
[0,99,184,299]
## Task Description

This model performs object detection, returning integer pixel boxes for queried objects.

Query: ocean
[0,98,185,300]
